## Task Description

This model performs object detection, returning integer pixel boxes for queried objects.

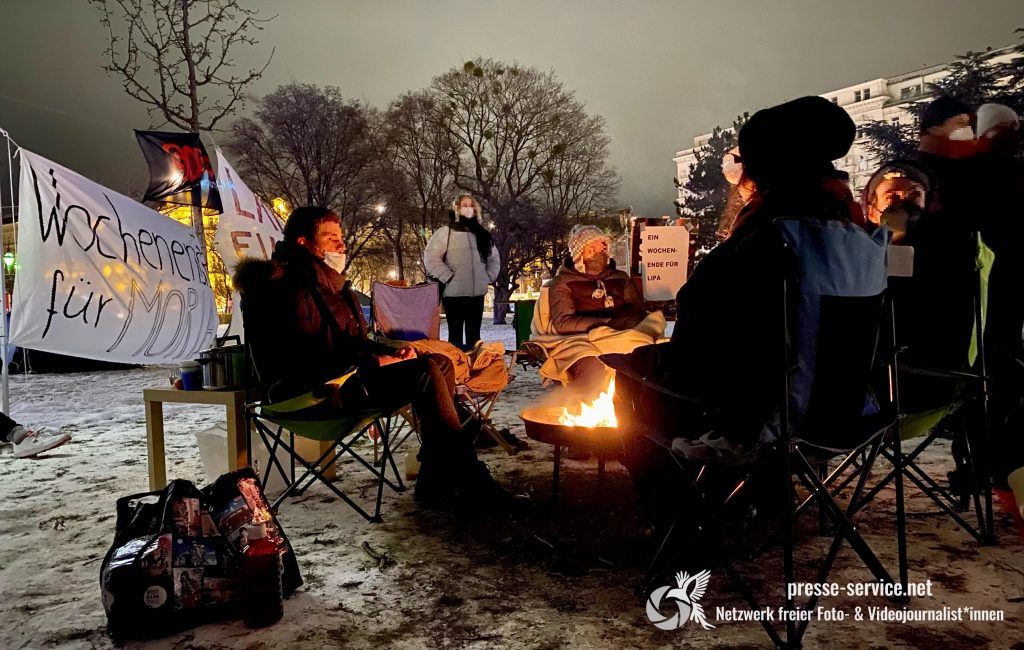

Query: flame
[558,377,617,428]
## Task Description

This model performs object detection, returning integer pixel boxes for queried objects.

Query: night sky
[2,0,1022,217]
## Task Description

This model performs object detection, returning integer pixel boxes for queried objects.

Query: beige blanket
[408,339,509,393]
[530,311,666,385]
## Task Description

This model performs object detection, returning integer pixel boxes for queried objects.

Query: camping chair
[371,281,442,341]
[518,286,552,369]
[245,373,406,523]
[845,232,996,546]
[368,281,443,457]
[609,218,900,648]
[454,351,521,455]
[238,282,407,523]
[371,281,521,455]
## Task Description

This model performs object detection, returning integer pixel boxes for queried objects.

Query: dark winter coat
[233,241,391,400]
[613,185,857,446]
[548,264,644,334]
[904,151,982,374]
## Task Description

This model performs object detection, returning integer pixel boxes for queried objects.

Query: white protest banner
[212,150,285,339]
[212,149,284,272]
[639,225,689,301]
[10,150,218,364]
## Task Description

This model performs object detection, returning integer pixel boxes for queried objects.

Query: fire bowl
[520,406,622,455]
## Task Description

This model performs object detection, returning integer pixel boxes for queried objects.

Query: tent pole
[1,129,14,414]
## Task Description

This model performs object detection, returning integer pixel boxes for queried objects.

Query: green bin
[512,299,537,350]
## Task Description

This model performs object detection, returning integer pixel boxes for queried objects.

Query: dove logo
[645,569,716,631]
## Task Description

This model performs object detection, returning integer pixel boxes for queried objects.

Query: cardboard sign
[639,225,689,301]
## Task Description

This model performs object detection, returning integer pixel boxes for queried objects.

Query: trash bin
[512,299,536,350]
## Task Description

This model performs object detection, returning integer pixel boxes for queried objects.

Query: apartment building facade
[673,47,1015,205]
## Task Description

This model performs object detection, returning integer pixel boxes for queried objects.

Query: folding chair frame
[246,405,406,523]
[644,417,900,648]
[374,406,419,466]
[846,275,997,547]
[456,350,521,455]
[642,266,902,649]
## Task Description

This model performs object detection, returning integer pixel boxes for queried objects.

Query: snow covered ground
[1,320,1022,649]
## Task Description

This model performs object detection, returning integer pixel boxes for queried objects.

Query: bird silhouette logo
[645,569,716,630]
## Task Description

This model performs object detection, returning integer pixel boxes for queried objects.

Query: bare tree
[90,0,274,132]
[227,83,384,269]
[377,91,458,281]
[432,58,619,323]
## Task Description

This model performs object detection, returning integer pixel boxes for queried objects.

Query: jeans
[443,295,485,350]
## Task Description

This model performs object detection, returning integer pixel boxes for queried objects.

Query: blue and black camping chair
[606,218,902,649]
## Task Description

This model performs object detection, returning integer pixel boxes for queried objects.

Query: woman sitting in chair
[607,96,866,529]
[234,206,526,513]
[548,225,645,391]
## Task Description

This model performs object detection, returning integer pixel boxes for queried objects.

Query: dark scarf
[450,216,493,263]
[271,241,366,339]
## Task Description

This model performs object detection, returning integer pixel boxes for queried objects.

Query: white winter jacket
[423,225,500,298]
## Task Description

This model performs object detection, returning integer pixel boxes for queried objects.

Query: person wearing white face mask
[233,206,527,512]
[423,194,500,350]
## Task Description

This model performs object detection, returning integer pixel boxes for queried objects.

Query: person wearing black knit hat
[919,95,973,137]
[738,95,856,188]
[608,96,866,532]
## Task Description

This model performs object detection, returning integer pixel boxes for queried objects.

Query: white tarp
[212,150,284,339]
[212,149,284,272]
[10,149,218,364]
[639,225,689,301]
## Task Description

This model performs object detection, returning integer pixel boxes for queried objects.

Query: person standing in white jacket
[423,194,500,349]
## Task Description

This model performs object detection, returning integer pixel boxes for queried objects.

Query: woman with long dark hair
[423,194,500,349]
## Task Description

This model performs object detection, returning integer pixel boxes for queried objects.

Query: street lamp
[374,203,387,215]
[272,197,289,217]
[2,252,14,272]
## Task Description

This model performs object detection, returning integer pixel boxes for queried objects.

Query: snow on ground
[1,320,1023,649]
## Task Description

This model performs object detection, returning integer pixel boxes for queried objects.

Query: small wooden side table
[143,388,248,491]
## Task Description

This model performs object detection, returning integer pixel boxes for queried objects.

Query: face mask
[323,251,346,274]
[584,252,609,273]
[948,126,975,141]
[459,206,475,219]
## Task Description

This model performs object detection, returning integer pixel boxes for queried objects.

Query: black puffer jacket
[234,241,391,399]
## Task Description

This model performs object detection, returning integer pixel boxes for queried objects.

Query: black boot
[453,460,531,514]
[414,456,456,508]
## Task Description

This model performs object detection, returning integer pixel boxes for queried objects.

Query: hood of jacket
[232,256,277,296]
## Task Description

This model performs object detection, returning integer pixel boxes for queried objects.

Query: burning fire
[558,378,617,428]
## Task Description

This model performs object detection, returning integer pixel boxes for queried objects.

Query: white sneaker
[13,429,72,458]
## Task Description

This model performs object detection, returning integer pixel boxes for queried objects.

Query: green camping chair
[246,369,407,523]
